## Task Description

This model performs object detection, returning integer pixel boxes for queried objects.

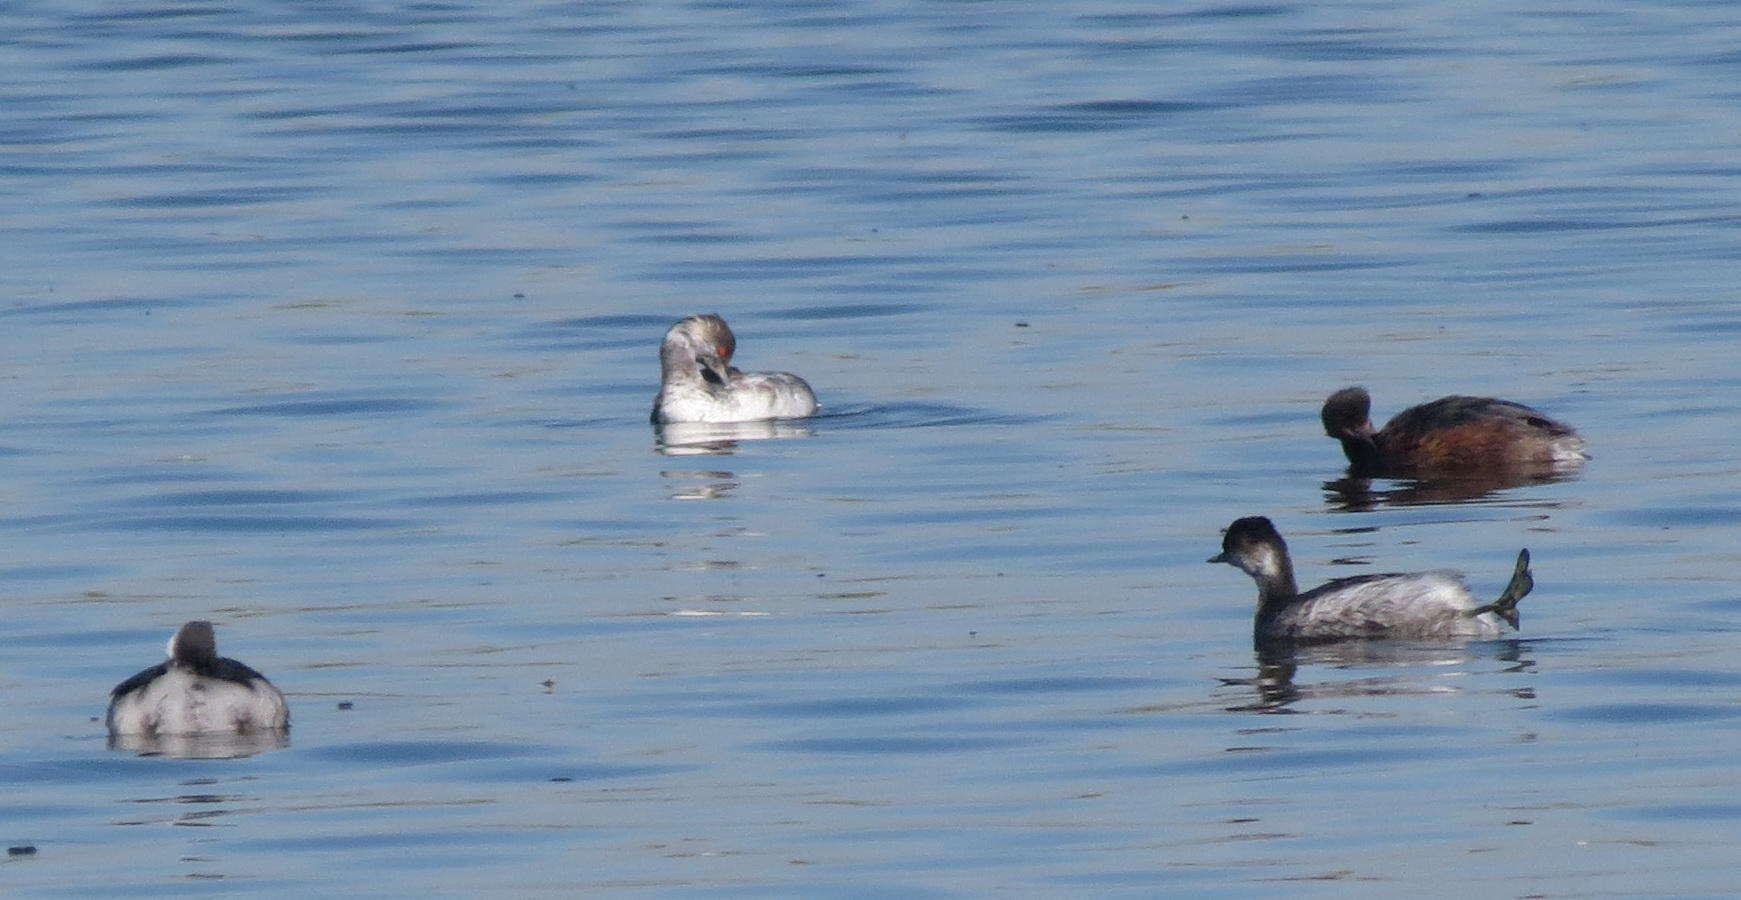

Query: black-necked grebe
[1209,516,1533,644]
[1321,386,1585,477]
[653,314,818,424]
[106,621,289,736]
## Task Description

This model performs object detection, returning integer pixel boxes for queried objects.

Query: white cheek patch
[1248,544,1283,578]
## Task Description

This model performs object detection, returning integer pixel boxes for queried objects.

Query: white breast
[655,371,818,423]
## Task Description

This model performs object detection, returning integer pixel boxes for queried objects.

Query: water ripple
[208,397,441,417]
[96,515,416,533]
[759,735,1027,755]
[817,403,1050,429]
[302,740,538,767]
[1549,703,1741,724]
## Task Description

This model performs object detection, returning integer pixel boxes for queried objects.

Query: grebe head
[662,314,737,386]
[1322,386,1384,471]
[1208,516,1291,582]
[1321,386,1374,439]
[168,620,218,667]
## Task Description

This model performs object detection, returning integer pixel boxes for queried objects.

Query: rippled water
[5,0,1741,894]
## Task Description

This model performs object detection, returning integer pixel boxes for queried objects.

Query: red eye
[717,344,732,358]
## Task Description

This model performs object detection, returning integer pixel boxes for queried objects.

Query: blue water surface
[4,0,1741,894]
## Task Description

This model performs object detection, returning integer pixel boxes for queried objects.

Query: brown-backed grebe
[1321,386,1585,477]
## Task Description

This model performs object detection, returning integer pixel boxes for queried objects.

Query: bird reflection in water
[654,419,812,457]
[116,783,254,831]
[1220,640,1535,714]
[660,469,739,501]
[109,728,289,760]
[1323,470,1578,512]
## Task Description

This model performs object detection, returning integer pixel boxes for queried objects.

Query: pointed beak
[1206,552,1229,565]
[699,353,731,386]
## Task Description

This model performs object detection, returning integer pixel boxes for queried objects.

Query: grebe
[1209,516,1533,644]
[653,314,818,424]
[106,621,289,735]
[1321,386,1585,477]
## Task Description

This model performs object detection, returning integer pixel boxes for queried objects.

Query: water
[4,0,1741,893]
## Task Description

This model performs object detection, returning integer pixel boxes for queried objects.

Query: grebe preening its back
[1321,386,1585,477]
[106,621,289,736]
[653,314,818,424]
[1209,516,1534,645]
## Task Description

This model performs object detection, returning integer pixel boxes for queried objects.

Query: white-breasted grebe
[106,621,289,736]
[653,314,818,424]
[1321,386,1586,477]
[1209,516,1533,645]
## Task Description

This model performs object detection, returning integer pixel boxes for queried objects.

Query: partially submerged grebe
[1321,386,1585,477]
[653,314,818,424]
[106,621,289,736]
[1209,516,1533,645]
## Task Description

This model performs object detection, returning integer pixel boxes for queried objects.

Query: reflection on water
[653,419,813,456]
[1222,641,1537,714]
[659,468,739,500]
[108,728,289,760]
[1323,470,1583,511]
[119,787,250,829]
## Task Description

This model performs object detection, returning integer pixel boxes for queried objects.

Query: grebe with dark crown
[107,621,289,736]
[1321,386,1585,477]
[653,314,818,424]
[1209,516,1533,645]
